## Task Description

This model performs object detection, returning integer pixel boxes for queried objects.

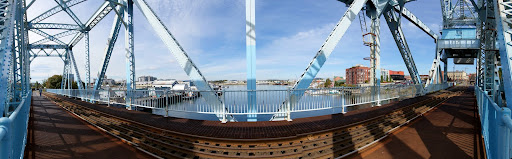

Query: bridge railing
[475,86,512,159]
[47,83,451,121]
[0,92,32,159]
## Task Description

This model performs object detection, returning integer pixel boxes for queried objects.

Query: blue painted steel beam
[93,6,123,91]
[84,32,90,92]
[28,23,80,30]
[133,0,235,122]
[0,0,16,116]
[54,0,85,29]
[246,0,256,121]
[384,9,422,85]
[69,49,84,90]
[496,0,512,107]
[69,1,113,47]
[369,8,381,106]
[29,44,68,49]
[394,6,438,41]
[32,30,78,45]
[124,0,135,110]
[425,45,442,87]
[271,0,367,121]
[29,29,66,45]
[29,0,87,23]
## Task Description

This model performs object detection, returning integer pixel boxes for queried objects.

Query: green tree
[324,78,332,88]
[32,81,42,89]
[44,75,62,89]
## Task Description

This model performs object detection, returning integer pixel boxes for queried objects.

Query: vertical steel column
[85,32,90,91]
[0,0,16,116]
[270,0,367,121]
[483,0,500,102]
[93,6,123,91]
[495,0,512,106]
[246,0,256,121]
[369,9,381,106]
[124,0,135,110]
[133,0,235,122]
[60,53,66,89]
[69,49,84,90]
[384,9,422,86]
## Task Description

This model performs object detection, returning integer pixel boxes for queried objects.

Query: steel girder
[69,1,113,47]
[369,8,381,106]
[29,44,68,49]
[124,0,135,110]
[270,0,368,121]
[29,29,66,45]
[84,32,89,91]
[0,0,16,116]
[394,6,439,41]
[482,0,501,103]
[69,48,84,90]
[496,0,512,106]
[93,6,123,91]
[384,8,422,86]
[133,0,235,122]
[29,49,65,61]
[425,45,443,87]
[246,0,257,121]
[32,29,78,45]
[11,0,28,103]
[28,23,81,30]
[60,51,68,89]
[29,0,87,24]
[441,0,479,28]
[54,0,84,29]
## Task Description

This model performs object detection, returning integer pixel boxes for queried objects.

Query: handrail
[0,92,32,159]
[47,83,452,121]
[475,86,512,159]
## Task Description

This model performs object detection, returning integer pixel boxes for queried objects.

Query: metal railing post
[107,89,110,107]
[398,86,401,100]
[221,90,227,123]
[165,91,169,117]
[341,88,346,114]
[498,108,511,159]
[376,85,381,106]
[0,118,11,159]
[287,88,292,121]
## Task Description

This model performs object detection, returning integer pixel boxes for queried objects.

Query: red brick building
[346,64,370,85]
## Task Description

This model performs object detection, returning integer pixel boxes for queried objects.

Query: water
[152,85,393,121]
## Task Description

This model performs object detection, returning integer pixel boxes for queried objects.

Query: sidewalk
[24,94,153,159]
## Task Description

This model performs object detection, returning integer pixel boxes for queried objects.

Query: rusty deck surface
[348,86,485,159]
[48,91,439,140]
[24,94,154,159]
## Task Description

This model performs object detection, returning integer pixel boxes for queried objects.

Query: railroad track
[43,89,462,159]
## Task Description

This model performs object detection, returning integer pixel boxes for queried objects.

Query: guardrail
[48,83,452,121]
[0,91,32,159]
[475,87,512,159]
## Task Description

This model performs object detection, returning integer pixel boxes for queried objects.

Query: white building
[138,75,157,82]
[381,69,390,81]
[152,80,178,88]
[447,71,468,81]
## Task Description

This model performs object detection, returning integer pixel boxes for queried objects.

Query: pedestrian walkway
[24,94,153,159]
[349,87,485,159]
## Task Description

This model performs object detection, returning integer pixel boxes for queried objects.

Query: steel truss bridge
[0,0,512,158]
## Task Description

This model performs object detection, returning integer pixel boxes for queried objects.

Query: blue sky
[28,0,475,83]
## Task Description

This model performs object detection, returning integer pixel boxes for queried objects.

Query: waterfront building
[346,64,370,85]
[447,71,468,81]
[138,75,157,82]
